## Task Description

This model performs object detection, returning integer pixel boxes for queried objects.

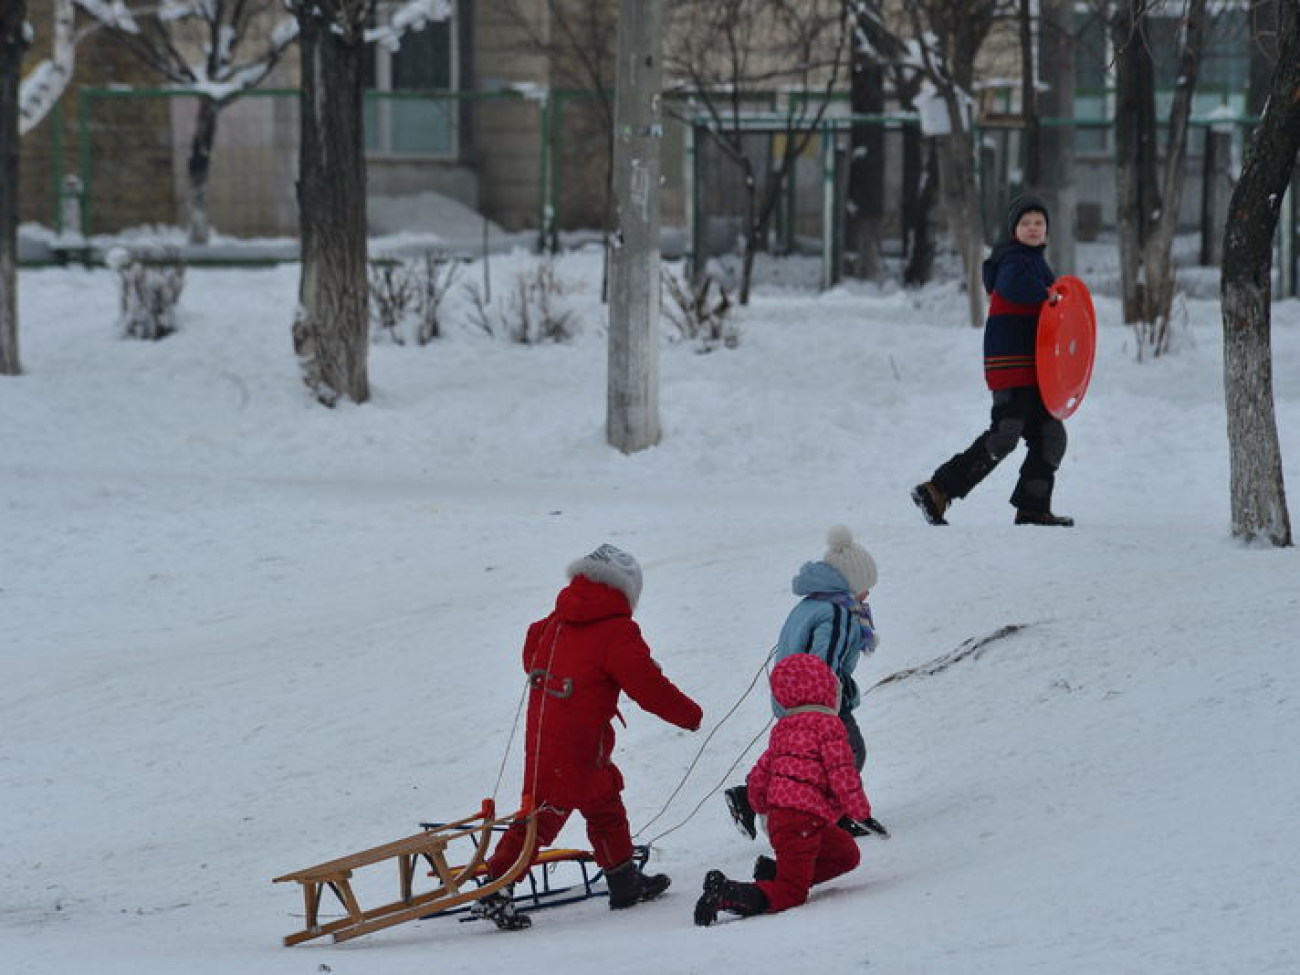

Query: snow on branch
[72,0,300,102]
[365,0,452,51]
[75,0,140,33]
[19,0,76,135]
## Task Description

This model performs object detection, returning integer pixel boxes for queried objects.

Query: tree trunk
[738,154,761,305]
[845,11,888,281]
[1018,0,1040,188]
[292,10,370,407]
[1138,0,1208,355]
[1038,0,1076,274]
[0,0,27,378]
[187,96,222,246]
[1220,0,1299,548]
[935,125,985,327]
[903,137,938,286]
[606,0,662,452]
[1112,6,1160,325]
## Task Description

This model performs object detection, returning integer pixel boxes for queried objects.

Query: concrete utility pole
[606,0,662,453]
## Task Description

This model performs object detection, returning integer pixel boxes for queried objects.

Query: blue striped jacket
[772,560,877,714]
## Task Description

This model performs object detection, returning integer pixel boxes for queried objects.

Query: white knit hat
[822,525,878,594]
[567,543,644,609]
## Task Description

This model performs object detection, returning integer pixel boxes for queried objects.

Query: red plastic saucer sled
[1036,274,1097,419]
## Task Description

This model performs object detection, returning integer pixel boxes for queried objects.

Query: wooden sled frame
[272,797,537,946]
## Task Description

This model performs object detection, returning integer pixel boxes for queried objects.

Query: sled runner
[1037,274,1097,419]
[418,835,651,920]
[272,797,538,946]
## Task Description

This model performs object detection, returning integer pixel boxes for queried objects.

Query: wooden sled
[272,797,537,946]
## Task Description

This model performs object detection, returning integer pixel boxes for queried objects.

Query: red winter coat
[747,654,871,824]
[520,575,703,809]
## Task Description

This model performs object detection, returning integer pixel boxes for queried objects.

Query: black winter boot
[469,888,532,931]
[605,859,671,909]
[693,870,769,927]
[1015,509,1075,526]
[725,785,757,840]
[752,855,777,882]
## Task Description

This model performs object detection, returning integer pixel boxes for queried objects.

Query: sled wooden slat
[273,797,537,946]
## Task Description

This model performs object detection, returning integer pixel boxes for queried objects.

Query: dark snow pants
[841,708,866,773]
[757,807,862,913]
[930,385,1067,514]
[485,790,634,877]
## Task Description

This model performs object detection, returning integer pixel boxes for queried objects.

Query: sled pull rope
[634,645,777,847]
[635,624,1032,849]
[490,676,531,805]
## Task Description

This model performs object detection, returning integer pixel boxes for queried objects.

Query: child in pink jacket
[694,653,872,925]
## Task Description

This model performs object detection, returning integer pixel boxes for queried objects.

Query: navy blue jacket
[981,241,1055,390]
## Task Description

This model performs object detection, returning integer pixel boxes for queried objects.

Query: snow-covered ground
[3,243,1298,974]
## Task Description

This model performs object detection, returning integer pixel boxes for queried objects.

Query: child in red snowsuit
[473,544,704,931]
[694,653,872,925]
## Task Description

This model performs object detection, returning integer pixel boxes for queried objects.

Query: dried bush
[662,267,737,351]
[414,253,463,345]
[368,258,418,345]
[467,256,577,344]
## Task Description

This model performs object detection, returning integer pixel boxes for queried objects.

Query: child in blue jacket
[725,525,888,840]
[911,194,1074,527]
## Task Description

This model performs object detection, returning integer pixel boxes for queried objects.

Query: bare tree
[284,0,450,407]
[1018,0,1040,188]
[1096,0,1208,355]
[72,0,298,244]
[1,0,27,377]
[497,0,618,250]
[666,0,850,304]
[855,0,1002,324]
[908,0,1002,326]
[285,0,372,407]
[1037,0,1078,274]
[1221,0,1298,548]
[844,1,916,281]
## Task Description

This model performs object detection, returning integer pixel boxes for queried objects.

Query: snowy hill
[2,248,1298,974]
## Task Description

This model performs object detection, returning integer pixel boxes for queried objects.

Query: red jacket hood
[554,574,633,624]
[770,654,841,712]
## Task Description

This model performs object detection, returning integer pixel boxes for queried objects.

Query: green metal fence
[15,84,1296,295]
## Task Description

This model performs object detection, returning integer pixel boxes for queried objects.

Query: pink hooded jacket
[746,654,872,824]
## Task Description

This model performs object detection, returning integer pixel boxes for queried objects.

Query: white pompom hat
[567,543,644,609]
[822,525,878,594]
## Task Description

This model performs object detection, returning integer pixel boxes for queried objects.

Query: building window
[364,4,458,158]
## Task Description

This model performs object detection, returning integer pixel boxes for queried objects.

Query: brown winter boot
[911,482,950,525]
[605,859,671,909]
[693,870,770,926]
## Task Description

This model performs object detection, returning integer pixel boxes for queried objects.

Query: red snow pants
[485,791,634,878]
[757,807,861,913]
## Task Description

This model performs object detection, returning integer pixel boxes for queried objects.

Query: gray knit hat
[822,525,878,594]
[567,543,643,610]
